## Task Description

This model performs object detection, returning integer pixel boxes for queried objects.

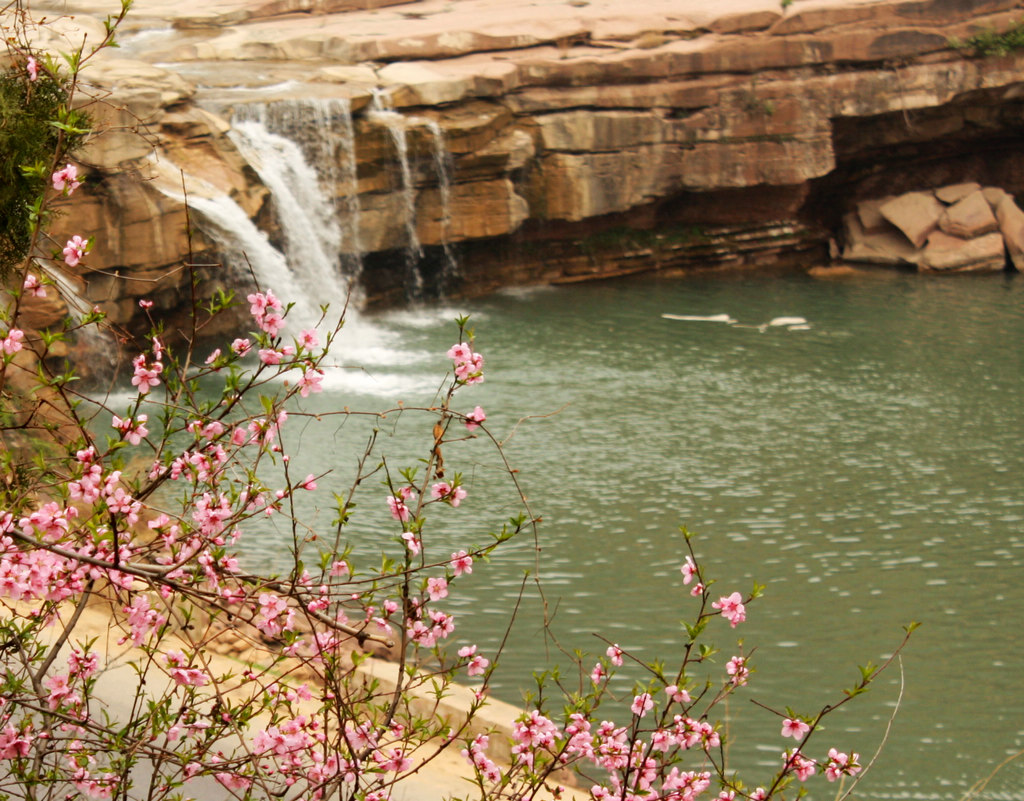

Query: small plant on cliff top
[0,4,915,801]
[948,20,1024,57]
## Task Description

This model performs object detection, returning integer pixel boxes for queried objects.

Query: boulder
[938,190,998,239]
[856,196,896,234]
[919,230,1005,272]
[841,212,920,266]
[935,182,982,204]
[994,194,1024,271]
[879,191,944,249]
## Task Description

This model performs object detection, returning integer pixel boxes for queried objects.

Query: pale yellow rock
[919,230,1005,272]
[857,196,897,234]
[935,182,982,204]
[879,191,944,249]
[994,194,1024,271]
[377,61,474,106]
[842,212,920,267]
[938,191,998,239]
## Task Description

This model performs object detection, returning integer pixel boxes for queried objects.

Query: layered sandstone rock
[18,0,1024,323]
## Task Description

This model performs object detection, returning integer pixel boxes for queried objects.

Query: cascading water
[368,89,425,296]
[233,99,364,278]
[367,89,460,297]
[423,119,458,284]
[227,111,354,322]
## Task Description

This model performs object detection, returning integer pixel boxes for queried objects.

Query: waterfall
[423,118,458,284]
[154,168,408,376]
[368,89,460,296]
[233,99,364,277]
[368,89,424,296]
[184,192,333,328]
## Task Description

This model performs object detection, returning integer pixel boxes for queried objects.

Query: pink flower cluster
[462,734,501,783]
[1,328,24,356]
[62,235,88,267]
[431,481,467,507]
[448,341,483,384]
[248,290,284,337]
[131,353,162,394]
[457,644,489,676]
[23,274,45,298]
[464,405,486,431]
[824,747,862,781]
[111,414,148,445]
[781,717,810,739]
[52,164,81,195]
[712,591,746,628]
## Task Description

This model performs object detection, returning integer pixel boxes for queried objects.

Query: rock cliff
[20,0,1024,330]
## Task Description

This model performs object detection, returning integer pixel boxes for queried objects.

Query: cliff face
[26,0,1024,328]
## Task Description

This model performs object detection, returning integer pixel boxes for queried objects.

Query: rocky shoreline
[15,0,1024,338]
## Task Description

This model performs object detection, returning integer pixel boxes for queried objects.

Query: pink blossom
[297,367,324,397]
[447,342,473,362]
[1,328,24,356]
[825,748,861,782]
[431,481,467,507]
[781,718,810,739]
[111,414,148,445]
[465,405,486,432]
[247,290,285,336]
[329,560,349,577]
[0,724,34,758]
[22,273,45,298]
[44,673,80,710]
[590,662,607,684]
[458,645,490,676]
[388,495,411,522]
[204,348,221,365]
[299,474,317,491]
[231,337,251,355]
[259,348,283,365]
[680,555,697,584]
[783,749,816,781]
[631,693,654,717]
[215,773,252,791]
[130,354,162,394]
[450,550,473,576]
[382,748,412,773]
[427,576,448,601]
[401,531,421,555]
[298,329,319,349]
[448,341,484,384]
[26,56,38,81]
[51,163,81,194]
[665,683,690,704]
[606,644,624,667]
[726,655,749,687]
[138,299,153,309]
[62,235,88,267]
[712,591,746,627]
